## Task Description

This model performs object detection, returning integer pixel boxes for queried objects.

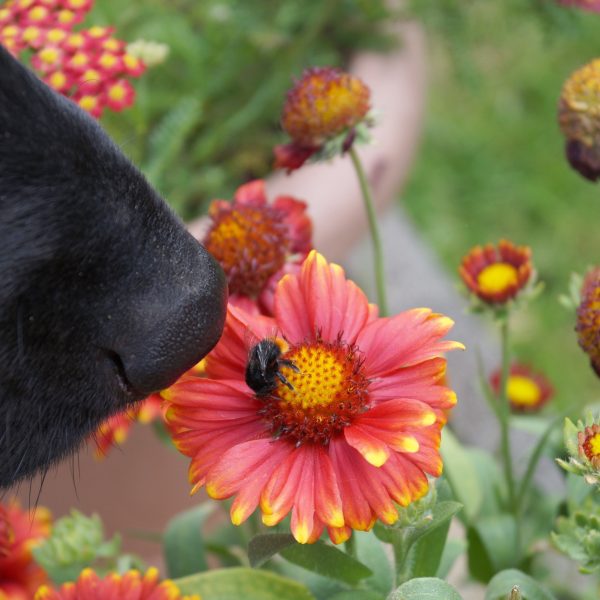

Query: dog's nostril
[111,258,227,396]
[102,348,137,397]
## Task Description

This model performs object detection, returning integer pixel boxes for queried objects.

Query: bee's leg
[275,371,295,390]
[279,359,300,373]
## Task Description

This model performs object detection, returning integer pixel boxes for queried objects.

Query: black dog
[0,46,227,488]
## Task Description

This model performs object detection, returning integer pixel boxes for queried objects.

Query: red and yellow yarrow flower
[490,363,553,413]
[165,251,463,544]
[203,179,312,314]
[0,0,146,118]
[274,67,371,172]
[0,501,51,599]
[34,567,199,600]
[558,59,600,181]
[459,240,532,305]
[576,267,600,376]
[93,395,164,458]
[558,0,600,12]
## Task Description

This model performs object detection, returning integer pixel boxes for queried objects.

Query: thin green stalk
[497,318,516,511]
[349,146,388,316]
[515,413,566,513]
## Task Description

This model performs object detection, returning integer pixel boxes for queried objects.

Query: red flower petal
[276,250,370,344]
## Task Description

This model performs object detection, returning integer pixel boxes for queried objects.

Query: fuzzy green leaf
[388,577,463,599]
[163,503,215,578]
[173,567,315,600]
[467,514,519,583]
[280,540,373,585]
[485,569,556,600]
[248,533,297,568]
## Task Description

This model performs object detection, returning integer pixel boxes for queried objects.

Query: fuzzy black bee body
[245,339,299,396]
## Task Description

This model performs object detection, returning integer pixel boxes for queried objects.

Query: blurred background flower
[0,501,51,599]
[459,240,532,306]
[558,58,600,181]
[274,66,371,171]
[35,567,200,600]
[490,363,553,413]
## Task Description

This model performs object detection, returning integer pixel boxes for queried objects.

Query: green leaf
[280,540,373,585]
[436,539,466,580]
[328,592,384,600]
[467,514,520,582]
[441,429,483,522]
[388,577,463,599]
[485,569,557,600]
[173,567,315,600]
[399,501,462,582]
[354,531,393,595]
[143,96,203,192]
[248,533,297,568]
[469,448,504,518]
[163,503,215,578]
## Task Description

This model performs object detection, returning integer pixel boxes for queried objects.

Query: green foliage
[467,514,521,583]
[90,0,394,219]
[353,530,394,596]
[440,429,484,522]
[485,569,557,600]
[552,490,600,573]
[403,0,600,410]
[249,533,298,568]
[279,540,373,585]
[374,495,463,585]
[32,511,126,585]
[163,502,216,578]
[388,577,463,600]
[173,567,316,600]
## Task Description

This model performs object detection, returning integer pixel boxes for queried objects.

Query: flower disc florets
[165,251,463,544]
[559,59,600,181]
[34,567,200,600]
[274,67,372,171]
[459,239,532,305]
[259,337,370,445]
[282,67,370,147]
[203,180,312,312]
[579,424,600,469]
[576,267,600,376]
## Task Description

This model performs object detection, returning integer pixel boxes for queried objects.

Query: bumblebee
[245,339,299,396]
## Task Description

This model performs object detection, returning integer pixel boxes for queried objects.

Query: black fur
[0,45,227,487]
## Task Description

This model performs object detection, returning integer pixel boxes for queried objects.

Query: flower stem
[497,317,516,511]
[349,146,389,316]
[515,412,566,513]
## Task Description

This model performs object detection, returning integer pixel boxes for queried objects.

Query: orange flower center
[204,205,290,297]
[258,340,369,445]
[506,375,540,408]
[477,263,518,296]
[282,68,370,146]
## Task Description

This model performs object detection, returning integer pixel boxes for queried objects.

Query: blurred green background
[90,0,600,411]
[404,0,600,412]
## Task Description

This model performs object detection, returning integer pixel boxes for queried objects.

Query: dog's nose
[108,240,228,397]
